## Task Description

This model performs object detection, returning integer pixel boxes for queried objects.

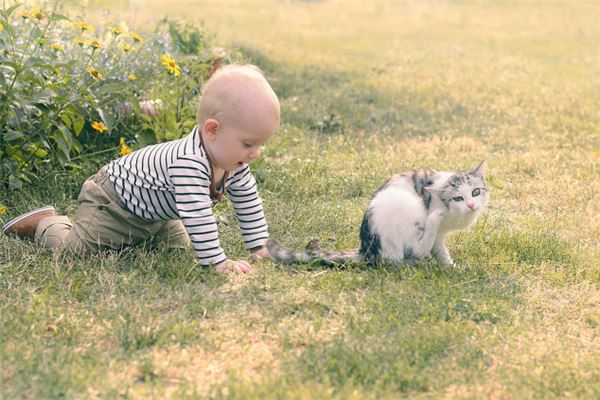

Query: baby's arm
[169,157,257,274]
[227,165,270,255]
[169,157,230,268]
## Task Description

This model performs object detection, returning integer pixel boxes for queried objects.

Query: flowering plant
[0,3,226,188]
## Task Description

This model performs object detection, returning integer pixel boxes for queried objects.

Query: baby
[3,64,280,274]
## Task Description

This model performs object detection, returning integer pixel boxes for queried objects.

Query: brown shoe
[2,206,57,240]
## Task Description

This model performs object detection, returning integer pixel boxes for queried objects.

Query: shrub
[0,3,225,188]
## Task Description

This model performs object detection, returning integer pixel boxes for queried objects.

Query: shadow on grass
[238,46,486,139]
[216,261,519,397]
[225,221,581,396]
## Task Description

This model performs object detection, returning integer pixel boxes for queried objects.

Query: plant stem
[3,0,18,55]
[28,1,60,61]
[0,21,35,118]
[176,77,182,122]
[69,146,118,161]
[78,47,96,88]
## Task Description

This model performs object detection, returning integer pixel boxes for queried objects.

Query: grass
[1,1,600,398]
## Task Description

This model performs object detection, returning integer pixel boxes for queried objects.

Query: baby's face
[209,106,279,171]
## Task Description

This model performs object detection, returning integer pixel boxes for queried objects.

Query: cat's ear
[425,186,444,199]
[470,160,487,177]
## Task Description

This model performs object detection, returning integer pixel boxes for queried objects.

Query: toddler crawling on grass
[3,64,280,274]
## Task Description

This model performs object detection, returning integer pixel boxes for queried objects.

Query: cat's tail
[266,239,361,266]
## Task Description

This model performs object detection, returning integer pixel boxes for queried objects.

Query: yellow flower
[30,7,44,20]
[108,26,125,36]
[160,54,181,76]
[128,73,138,80]
[119,138,133,156]
[19,10,32,19]
[0,205,7,216]
[52,44,64,52]
[75,21,94,33]
[87,39,102,49]
[119,44,135,53]
[73,37,86,46]
[88,67,103,81]
[91,121,108,133]
[0,22,4,32]
[130,31,144,44]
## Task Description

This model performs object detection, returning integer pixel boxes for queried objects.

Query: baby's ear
[470,160,487,177]
[203,118,220,140]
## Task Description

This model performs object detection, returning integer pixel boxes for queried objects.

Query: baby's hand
[215,259,254,275]
[250,246,270,261]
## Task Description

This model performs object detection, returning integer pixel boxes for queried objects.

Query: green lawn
[1,2,599,398]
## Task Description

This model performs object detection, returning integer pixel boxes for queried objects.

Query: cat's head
[428,161,489,217]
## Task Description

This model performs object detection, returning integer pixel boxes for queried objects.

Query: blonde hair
[197,64,280,126]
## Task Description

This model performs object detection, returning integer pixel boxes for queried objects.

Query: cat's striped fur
[267,161,489,267]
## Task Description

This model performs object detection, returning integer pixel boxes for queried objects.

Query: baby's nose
[249,148,260,161]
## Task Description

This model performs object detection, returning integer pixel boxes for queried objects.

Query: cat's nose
[467,203,476,211]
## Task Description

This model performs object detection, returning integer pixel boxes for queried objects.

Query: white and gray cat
[267,161,489,267]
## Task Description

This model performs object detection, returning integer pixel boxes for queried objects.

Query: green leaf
[95,82,123,95]
[73,116,85,137]
[8,174,23,189]
[31,61,56,72]
[20,170,36,183]
[96,107,113,131]
[1,61,22,73]
[34,148,48,158]
[71,138,82,154]
[32,90,58,108]
[49,13,70,22]
[5,4,23,18]
[0,21,15,37]
[57,123,73,147]
[61,113,72,129]
[63,163,84,170]
[52,128,71,166]
[137,129,157,146]
[4,129,24,142]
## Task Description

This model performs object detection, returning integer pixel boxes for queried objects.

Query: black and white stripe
[106,126,269,267]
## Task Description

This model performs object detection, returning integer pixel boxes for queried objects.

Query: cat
[267,161,489,267]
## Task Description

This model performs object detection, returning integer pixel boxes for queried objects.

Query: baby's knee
[35,216,72,250]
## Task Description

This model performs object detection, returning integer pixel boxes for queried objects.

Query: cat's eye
[472,188,481,197]
[452,196,464,202]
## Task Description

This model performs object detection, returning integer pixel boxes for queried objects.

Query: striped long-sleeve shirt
[106,126,269,266]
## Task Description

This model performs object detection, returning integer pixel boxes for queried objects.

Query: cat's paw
[430,197,448,214]
[429,207,447,221]
[433,256,456,269]
[443,260,465,270]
